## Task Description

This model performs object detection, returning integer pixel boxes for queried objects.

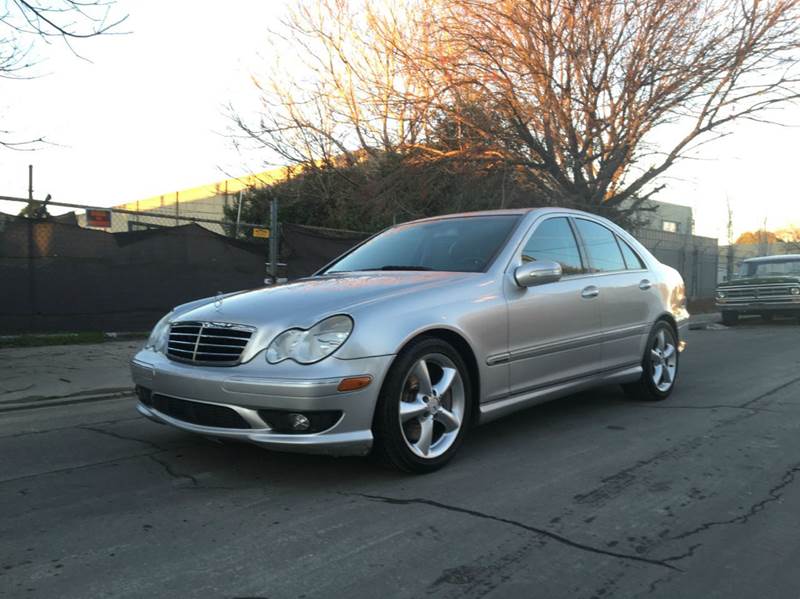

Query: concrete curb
[0,332,146,348]
[689,312,721,329]
[0,389,136,414]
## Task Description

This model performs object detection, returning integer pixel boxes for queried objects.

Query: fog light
[288,413,310,431]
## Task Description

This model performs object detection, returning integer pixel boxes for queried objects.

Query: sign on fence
[252,227,270,239]
[86,209,112,228]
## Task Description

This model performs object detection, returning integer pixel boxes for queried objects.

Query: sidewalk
[0,340,141,408]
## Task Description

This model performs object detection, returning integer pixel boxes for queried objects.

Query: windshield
[324,215,521,274]
[738,259,800,278]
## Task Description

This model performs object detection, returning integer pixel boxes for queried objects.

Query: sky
[0,0,797,240]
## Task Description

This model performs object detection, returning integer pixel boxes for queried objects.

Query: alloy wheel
[398,353,465,459]
[650,328,677,392]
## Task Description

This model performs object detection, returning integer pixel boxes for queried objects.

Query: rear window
[617,237,646,270]
[574,219,627,273]
[739,260,800,278]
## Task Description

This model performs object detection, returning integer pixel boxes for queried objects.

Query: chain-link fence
[281,223,369,279]
[634,228,719,299]
[1,194,722,333]
[0,196,276,333]
[718,240,800,284]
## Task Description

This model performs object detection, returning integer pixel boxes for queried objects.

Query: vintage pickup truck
[716,254,800,325]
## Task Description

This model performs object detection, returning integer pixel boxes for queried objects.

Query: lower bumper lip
[131,349,394,456]
[137,402,373,455]
[716,303,800,309]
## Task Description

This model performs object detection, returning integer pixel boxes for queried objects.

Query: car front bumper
[131,348,395,456]
[715,301,800,314]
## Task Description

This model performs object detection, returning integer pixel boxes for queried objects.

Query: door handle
[581,285,600,299]
[639,279,652,291]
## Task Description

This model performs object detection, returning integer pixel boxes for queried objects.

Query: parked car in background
[716,255,800,325]
[132,208,689,473]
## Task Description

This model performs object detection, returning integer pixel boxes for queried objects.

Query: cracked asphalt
[2,319,800,598]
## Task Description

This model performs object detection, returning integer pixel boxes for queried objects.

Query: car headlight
[716,290,726,299]
[145,312,172,352]
[791,287,800,296]
[266,315,353,364]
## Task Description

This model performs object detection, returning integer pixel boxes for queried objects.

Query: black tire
[622,321,679,402]
[371,337,473,474]
[721,311,739,326]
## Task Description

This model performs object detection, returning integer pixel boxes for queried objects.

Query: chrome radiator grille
[721,283,799,304]
[166,322,254,365]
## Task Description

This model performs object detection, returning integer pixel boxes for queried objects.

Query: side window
[521,217,584,275]
[617,236,646,270]
[574,219,626,273]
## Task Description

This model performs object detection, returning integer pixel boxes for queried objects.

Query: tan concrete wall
[78,167,286,234]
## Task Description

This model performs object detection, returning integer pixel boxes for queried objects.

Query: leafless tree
[236,0,800,223]
[1,0,126,148]
[777,225,800,251]
[232,1,426,167]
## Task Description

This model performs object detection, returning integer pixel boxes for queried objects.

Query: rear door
[572,218,653,371]
[506,216,603,396]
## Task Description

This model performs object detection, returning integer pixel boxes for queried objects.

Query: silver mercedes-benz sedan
[132,208,688,472]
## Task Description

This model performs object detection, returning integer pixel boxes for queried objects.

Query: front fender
[335,278,509,404]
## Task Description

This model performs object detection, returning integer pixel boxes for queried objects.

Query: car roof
[401,207,601,226]
[742,254,800,263]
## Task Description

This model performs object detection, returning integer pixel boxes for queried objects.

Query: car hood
[718,276,800,287]
[173,271,472,331]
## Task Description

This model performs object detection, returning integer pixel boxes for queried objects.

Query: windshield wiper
[328,265,435,273]
[375,265,434,271]
[342,265,434,272]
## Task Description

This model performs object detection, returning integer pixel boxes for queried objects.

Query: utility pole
[269,196,279,283]
[28,165,33,201]
[726,196,734,281]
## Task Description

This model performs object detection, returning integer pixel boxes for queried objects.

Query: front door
[506,216,603,396]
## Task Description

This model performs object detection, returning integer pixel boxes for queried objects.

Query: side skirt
[478,364,642,425]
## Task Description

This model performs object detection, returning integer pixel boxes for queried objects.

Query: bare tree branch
[233,0,800,226]
[1,0,127,147]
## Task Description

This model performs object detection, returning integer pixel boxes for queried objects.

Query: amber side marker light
[337,376,372,392]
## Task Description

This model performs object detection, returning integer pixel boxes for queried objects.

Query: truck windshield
[738,259,800,278]
[324,215,521,274]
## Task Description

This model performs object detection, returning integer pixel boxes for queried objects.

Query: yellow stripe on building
[114,167,287,212]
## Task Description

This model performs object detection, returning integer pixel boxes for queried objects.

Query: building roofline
[112,166,287,212]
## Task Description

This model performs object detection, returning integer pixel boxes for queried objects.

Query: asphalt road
[2,319,800,599]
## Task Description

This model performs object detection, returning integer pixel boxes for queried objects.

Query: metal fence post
[727,244,734,281]
[27,217,36,332]
[270,197,279,282]
[234,190,243,239]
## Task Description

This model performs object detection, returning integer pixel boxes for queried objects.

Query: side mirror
[514,260,563,288]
